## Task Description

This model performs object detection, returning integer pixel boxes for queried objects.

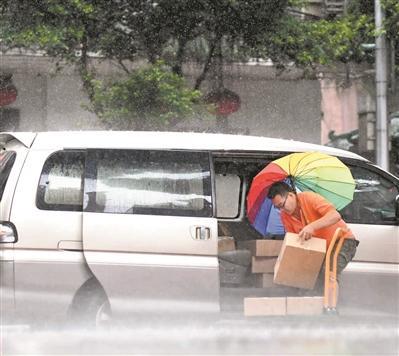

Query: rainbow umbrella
[247,152,356,236]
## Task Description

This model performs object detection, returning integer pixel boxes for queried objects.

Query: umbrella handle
[288,175,295,192]
[324,228,345,310]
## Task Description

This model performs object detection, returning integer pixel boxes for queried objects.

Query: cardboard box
[273,233,326,290]
[218,236,235,253]
[251,257,278,273]
[286,297,324,315]
[254,273,275,288]
[244,297,286,316]
[237,239,283,257]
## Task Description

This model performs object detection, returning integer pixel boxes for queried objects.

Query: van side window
[340,165,399,224]
[0,151,16,201]
[37,151,85,211]
[84,150,212,217]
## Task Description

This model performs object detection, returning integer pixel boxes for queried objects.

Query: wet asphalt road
[2,311,398,355]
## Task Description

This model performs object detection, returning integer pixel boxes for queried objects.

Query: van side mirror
[0,221,18,243]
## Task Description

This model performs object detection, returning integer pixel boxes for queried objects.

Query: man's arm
[298,209,341,241]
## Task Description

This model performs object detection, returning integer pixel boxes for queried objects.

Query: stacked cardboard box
[237,239,283,256]
[286,296,324,315]
[218,236,235,253]
[237,239,283,288]
[241,233,327,316]
[244,297,286,316]
[244,296,324,316]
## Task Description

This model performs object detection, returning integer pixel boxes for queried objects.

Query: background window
[85,150,212,217]
[340,165,399,224]
[37,151,84,211]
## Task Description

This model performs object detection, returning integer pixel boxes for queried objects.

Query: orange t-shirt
[280,191,354,248]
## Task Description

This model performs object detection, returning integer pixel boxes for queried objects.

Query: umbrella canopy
[247,152,356,237]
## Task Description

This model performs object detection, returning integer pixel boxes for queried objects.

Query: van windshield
[0,151,16,201]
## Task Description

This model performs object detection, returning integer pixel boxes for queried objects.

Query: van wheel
[67,277,111,328]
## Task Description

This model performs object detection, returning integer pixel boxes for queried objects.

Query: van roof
[8,131,367,161]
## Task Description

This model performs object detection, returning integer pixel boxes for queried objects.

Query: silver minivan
[1,131,398,325]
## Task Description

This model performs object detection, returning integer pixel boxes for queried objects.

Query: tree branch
[78,31,96,105]
[194,35,220,90]
[118,59,131,74]
[172,38,188,76]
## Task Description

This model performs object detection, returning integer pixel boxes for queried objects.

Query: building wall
[320,78,359,144]
[9,72,101,131]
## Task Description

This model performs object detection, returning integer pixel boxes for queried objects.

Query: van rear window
[0,151,16,201]
[36,151,85,211]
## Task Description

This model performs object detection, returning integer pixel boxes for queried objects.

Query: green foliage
[0,0,106,62]
[251,14,374,68]
[1,0,397,70]
[2,0,398,127]
[90,62,203,129]
[346,0,399,74]
[382,0,399,74]
[0,0,289,66]
[381,0,399,40]
[347,0,398,41]
[347,0,374,16]
[0,0,292,129]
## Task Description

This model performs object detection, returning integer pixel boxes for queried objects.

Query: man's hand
[297,210,341,243]
[298,224,315,243]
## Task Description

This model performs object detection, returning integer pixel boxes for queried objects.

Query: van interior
[212,153,301,311]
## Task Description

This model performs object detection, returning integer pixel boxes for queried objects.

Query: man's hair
[267,181,294,199]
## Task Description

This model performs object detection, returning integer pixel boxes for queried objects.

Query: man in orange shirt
[267,181,358,305]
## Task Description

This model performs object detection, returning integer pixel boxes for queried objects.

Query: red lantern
[0,74,18,107]
[204,88,240,117]
[0,85,18,107]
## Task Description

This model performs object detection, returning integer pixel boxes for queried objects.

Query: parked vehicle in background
[1,131,398,326]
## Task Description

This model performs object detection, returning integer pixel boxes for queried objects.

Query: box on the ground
[237,239,283,257]
[274,233,326,290]
[218,236,235,253]
[244,297,286,316]
[251,256,278,273]
[254,273,275,288]
[286,296,324,315]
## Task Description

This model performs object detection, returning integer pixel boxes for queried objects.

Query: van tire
[67,277,111,328]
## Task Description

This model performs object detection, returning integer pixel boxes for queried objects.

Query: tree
[0,0,289,86]
[90,61,203,130]
[346,0,399,73]
[2,1,397,128]
[0,0,289,128]
[251,14,374,70]
[382,0,399,75]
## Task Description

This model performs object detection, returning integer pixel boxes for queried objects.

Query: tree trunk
[78,32,96,104]
[194,35,221,90]
[172,38,187,76]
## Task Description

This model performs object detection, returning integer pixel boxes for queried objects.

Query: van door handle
[57,240,83,251]
[195,227,211,240]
